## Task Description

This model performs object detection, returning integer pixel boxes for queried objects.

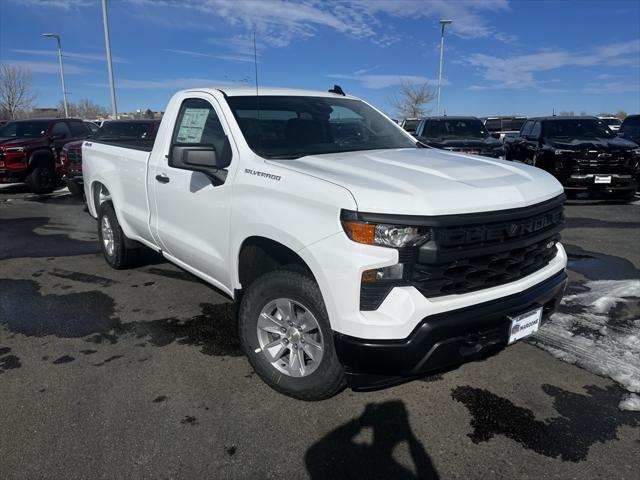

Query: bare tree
[59,98,108,119]
[0,64,36,120]
[390,80,434,119]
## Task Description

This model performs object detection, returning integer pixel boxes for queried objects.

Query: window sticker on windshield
[177,108,209,143]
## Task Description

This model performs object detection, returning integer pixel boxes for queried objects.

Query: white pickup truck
[83,86,567,400]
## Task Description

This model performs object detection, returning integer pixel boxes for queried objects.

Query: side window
[172,98,226,155]
[530,121,541,138]
[51,121,71,138]
[520,121,533,137]
[69,121,88,136]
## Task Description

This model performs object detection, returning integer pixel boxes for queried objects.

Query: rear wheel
[238,270,345,400]
[27,164,55,194]
[97,202,139,269]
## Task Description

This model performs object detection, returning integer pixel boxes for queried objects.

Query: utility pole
[102,0,118,118]
[42,33,68,117]
[436,19,452,116]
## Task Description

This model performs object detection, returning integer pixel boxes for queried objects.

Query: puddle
[0,347,22,373]
[452,384,639,462]
[0,279,241,357]
[564,243,640,281]
[48,268,117,287]
[0,217,99,260]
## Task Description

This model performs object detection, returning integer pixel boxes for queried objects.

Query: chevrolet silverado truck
[61,119,160,197]
[415,116,505,158]
[505,116,640,200]
[0,118,91,193]
[83,87,568,400]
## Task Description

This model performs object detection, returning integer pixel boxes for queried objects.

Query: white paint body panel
[83,86,567,340]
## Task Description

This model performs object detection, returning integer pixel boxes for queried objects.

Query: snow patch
[531,280,640,409]
[619,393,640,412]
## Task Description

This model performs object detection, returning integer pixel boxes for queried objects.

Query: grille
[572,151,631,174]
[411,235,558,298]
[358,195,564,310]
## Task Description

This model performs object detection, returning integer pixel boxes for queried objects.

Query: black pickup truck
[505,116,639,200]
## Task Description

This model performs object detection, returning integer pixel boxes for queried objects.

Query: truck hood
[546,136,637,151]
[269,148,563,216]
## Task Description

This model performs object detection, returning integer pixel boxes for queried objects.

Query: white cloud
[12,49,129,64]
[18,0,91,8]
[464,39,640,90]
[583,81,640,94]
[88,77,237,89]
[127,0,510,47]
[328,73,445,89]
[164,48,255,64]
[3,60,86,75]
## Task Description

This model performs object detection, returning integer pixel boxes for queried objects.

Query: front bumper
[562,174,637,194]
[0,168,28,183]
[335,269,567,390]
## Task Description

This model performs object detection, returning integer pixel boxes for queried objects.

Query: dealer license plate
[594,175,612,184]
[507,307,542,344]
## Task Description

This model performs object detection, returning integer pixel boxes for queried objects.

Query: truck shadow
[305,400,440,480]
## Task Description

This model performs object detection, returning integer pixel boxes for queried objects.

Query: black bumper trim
[335,270,567,390]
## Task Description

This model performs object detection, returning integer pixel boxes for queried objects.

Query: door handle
[155,174,170,184]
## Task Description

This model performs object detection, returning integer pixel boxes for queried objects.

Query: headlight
[341,214,431,248]
[632,148,640,155]
[554,149,573,155]
[4,146,24,153]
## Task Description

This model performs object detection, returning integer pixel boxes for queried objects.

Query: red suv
[0,118,91,194]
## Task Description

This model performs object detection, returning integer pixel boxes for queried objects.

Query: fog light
[361,264,404,283]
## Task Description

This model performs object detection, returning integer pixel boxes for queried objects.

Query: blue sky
[1,0,639,117]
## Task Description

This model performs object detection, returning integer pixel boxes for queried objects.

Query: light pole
[42,33,68,118]
[102,0,118,118]
[436,19,452,116]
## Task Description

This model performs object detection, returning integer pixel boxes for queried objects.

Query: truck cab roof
[195,86,358,100]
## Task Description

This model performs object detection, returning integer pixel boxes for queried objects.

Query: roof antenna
[552,107,556,116]
[329,84,345,96]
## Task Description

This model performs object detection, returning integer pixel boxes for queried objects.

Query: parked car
[619,114,640,145]
[505,116,639,200]
[84,121,100,134]
[61,119,160,197]
[84,86,567,400]
[597,116,622,132]
[482,116,527,142]
[400,118,420,135]
[0,118,91,193]
[414,116,505,158]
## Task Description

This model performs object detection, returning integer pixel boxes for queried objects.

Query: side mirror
[168,138,232,184]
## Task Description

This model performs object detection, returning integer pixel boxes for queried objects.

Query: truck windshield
[423,118,487,139]
[0,120,50,138]
[226,96,416,159]
[543,119,615,139]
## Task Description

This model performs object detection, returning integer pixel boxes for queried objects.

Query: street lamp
[436,19,452,116]
[101,0,118,118]
[42,33,69,118]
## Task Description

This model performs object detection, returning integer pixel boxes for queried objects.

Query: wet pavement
[1,185,639,479]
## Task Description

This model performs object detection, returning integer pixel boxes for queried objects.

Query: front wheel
[27,164,55,194]
[238,270,345,400]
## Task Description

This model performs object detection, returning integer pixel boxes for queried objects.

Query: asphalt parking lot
[1,185,639,480]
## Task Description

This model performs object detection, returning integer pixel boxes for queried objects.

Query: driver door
[150,94,237,292]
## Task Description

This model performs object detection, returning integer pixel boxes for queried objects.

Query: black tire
[26,164,55,194]
[97,202,139,269]
[238,270,345,400]
[66,179,84,197]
